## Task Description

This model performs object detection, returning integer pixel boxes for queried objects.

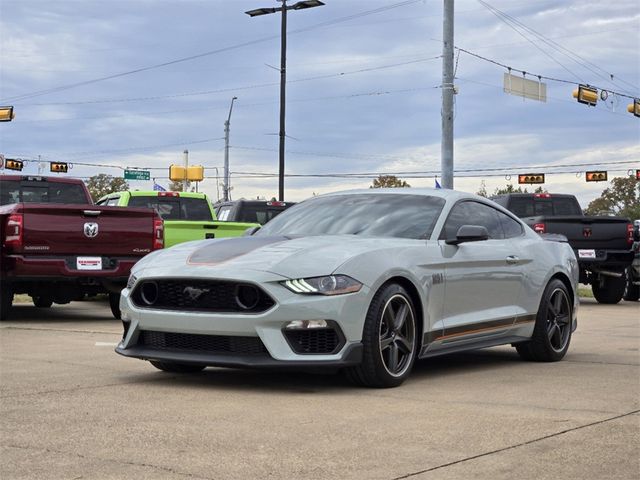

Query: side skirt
[418,334,530,359]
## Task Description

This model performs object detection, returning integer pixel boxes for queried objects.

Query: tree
[85,174,129,202]
[585,176,640,219]
[483,184,547,196]
[169,180,188,192]
[370,175,410,188]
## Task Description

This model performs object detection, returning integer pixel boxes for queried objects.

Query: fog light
[285,319,328,329]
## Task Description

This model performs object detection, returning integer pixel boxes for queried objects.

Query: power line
[0,0,423,103]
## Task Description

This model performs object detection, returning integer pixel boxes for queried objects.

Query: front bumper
[115,273,370,369]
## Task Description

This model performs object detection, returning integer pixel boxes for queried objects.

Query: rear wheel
[108,292,122,320]
[592,273,626,304]
[32,295,53,308]
[345,283,418,388]
[0,284,13,321]
[150,361,206,373]
[516,279,572,362]
[623,270,639,301]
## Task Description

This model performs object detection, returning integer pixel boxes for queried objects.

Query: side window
[441,201,504,240]
[217,207,231,221]
[498,211,524,238]
[95,198,107,206]
[106,197,120,207]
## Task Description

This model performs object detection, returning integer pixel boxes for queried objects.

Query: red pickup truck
[0,175,163,320]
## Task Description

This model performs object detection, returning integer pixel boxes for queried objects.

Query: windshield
[257,193,445,239]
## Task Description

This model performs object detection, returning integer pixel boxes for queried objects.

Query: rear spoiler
[539,233,568,243]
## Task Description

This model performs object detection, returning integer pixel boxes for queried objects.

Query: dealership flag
[153,182,166,192]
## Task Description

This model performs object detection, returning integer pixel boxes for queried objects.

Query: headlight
[126,273,137,290]
[283,275,362,296]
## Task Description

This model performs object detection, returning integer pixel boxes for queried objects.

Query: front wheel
[108,292,122,320]
[345,283,418,388]
[516,279,573,362]
[32,295,53,308]
[150,361,206,373]
[592,273,626,304]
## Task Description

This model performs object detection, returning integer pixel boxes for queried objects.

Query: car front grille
[284,328,342,355]
[130,279,275,313]
[139,331,269,356]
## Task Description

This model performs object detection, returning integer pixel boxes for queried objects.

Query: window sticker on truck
[77,257,102,270]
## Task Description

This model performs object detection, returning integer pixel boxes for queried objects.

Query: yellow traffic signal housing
[636,169,640,181]
[627,99,640,117]
[186,165,204,182]
[50,162,68,173]
[585,171,607,182]
[0,106,14,122]
[572,85,598,106]
[169,165,186,181]
[518,173,545,184]
[5,158,23,171]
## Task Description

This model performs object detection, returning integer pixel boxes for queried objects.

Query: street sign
[504,73,547,102]
[124,169,150,181]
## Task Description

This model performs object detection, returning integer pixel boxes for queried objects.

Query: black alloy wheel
[346,283,418,388]
[516,279,573,362]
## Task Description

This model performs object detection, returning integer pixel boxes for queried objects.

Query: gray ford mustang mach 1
[116,189,579,388]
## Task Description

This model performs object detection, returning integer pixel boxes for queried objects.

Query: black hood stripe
[187,236,289,265]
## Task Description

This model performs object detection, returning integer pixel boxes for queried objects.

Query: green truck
[97,191,257,247]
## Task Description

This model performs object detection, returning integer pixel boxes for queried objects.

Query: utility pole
[182,149,189,192]
[441,0,455,189]
[223,96,237,202]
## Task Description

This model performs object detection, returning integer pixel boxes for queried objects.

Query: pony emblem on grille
[183,286,210,301]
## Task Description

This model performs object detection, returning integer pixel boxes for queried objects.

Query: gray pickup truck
[492,193,634,304]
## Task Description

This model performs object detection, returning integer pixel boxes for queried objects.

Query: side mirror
[244,226,261,236]
[446,225,490,245]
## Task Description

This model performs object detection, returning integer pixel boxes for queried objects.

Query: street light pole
[223,96,237,202]
[246,0,324,201]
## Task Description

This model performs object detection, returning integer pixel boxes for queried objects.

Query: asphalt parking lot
[1,297,638,480]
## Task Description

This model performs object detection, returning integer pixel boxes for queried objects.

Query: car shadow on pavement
[5,301,116,323]
[123,347,523,393]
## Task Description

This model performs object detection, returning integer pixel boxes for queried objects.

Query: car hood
[133,235,412,281]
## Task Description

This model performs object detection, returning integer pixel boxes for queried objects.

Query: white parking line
[94,341,119,347]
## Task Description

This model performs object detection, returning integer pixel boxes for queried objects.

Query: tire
[0,283,13,321]
[150,361,206,373]
[515,279,573,362]
[32,295,53,308]
[592,273,626,304]
[345,283,418,388]
[109,292,122,320]
[623,270,639,301]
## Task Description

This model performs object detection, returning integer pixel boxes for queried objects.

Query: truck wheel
[1,284,13,321]
[109,292,122,320]
[592,273,626,304]
[32,295,53,308]
[623,275,640,302]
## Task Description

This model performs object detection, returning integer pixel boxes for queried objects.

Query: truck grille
[131,279,275,313]
[139,331,269,356]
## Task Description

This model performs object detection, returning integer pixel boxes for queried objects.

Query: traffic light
[5,158,23,171]
[169,165,186,181]
[572,85,598,106]
[0,106,14,122]
[186,165,204,181]
[585,171,607,182]
[627,99,640,117]
[50,162,68,173]
[169,164,204,181]
[518,173,545,184]
[636,170,640,181]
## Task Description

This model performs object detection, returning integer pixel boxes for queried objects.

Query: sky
[1,0,638,207]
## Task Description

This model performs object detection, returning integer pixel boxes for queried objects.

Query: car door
[438,201,526,341]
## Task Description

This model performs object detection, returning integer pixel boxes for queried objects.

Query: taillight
[5,213,23,248]
[153,218,164,250]
[627,223,634,245]
[534,193,551,198]
[158,192,179,197]
[533,223,546,234]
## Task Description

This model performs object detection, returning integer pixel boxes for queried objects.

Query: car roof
[320,187,474,202]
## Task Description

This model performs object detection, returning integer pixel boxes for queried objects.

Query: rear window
[0,180,88,205]
[128,196,213,221]
[508,197,581,217]
[237,206,287,225]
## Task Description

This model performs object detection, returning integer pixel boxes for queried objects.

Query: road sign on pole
[124,169,150,181]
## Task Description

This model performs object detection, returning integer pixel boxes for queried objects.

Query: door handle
[506,255,520,265]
